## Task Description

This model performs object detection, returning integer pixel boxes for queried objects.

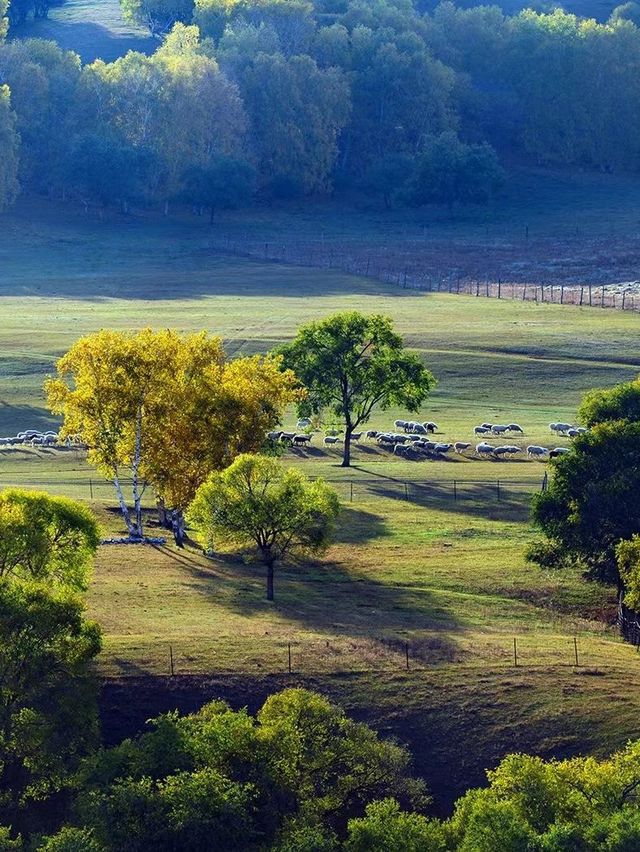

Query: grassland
[9,0,155,62]
[2,198,640,811]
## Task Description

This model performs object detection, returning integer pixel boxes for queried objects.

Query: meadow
[2,198,640,810]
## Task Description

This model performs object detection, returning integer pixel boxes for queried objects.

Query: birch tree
[46,330,299,542]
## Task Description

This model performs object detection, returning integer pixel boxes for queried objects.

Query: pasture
[2,198,640,809]
[9,0,155,62]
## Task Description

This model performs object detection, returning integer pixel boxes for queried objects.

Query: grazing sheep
[350,432,363,441]
[423,421,438,433]
[366,430,379,439]
[549,447,570,458]
[474,426,490,435]
[476,442,495,457]
[492,446,512,457]
[393,443,410,456]
[267,430,283,442]
[481,423,493,430]
[410,423,428,435]
[491,424,510,435]
[280,431,296,443]
[323,435,342,446]
[527,445,548,458]
[434,442,453,454]
[454,441,472,454]
[505,445,522,455]
[567,428,580,438]
[377,434,395,445]
[507,424,524,433]
[394,419,407,429]
[293,435,311,446]
[549,422,574,436]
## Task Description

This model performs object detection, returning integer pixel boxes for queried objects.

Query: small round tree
[187,454,340,600]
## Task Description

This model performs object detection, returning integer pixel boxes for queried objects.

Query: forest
[3,0,640,213]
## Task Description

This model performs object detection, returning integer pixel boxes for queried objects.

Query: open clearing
[9,0,155,62]
[2,199,640,810]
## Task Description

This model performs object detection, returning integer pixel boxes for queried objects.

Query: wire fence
[0,472,546,505]
[100,632,617,679]
[208,233,640,312]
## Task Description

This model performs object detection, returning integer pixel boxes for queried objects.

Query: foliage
[0,85,18,210]
[0,581,101,831]
[279,312,435,466]
[408,132,504,210]
[345,798,448,851]
[579,377,640,427]
[529,421,640,586]
[237,52,350,194]
[120,0,194,34]
[181,155,255,221]
[617,536,640,610]
[0,490,100,590]
[0,0,6,39]
[188,454,340,599]
[37,827,104,852]
[65,688,425,849]
[448,743,640,850]
[46,329,299,540]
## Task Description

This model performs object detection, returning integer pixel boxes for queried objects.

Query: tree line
[3,0,640,213]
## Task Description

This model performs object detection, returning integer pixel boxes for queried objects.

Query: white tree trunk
[131,405,144,538]
[113,475,137,537]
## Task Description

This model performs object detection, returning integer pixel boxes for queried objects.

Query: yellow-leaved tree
[46,329,300,542]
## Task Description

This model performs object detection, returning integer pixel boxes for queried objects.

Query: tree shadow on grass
[172,505,462,661]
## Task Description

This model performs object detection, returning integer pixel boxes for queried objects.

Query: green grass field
[10,0,155,62]
[2,198,640,810]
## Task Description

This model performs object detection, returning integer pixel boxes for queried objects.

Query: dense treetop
[2,0,640,211]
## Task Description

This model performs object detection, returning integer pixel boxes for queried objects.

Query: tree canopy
[45,688,425,849]
[529,421,640,587]
[46,329,299,542]
[579,376,640,427]
[0,85,19,210]
[0,580,101,834]
[279,312,435,466]
[188,454,340,599]
[0,490,100,590]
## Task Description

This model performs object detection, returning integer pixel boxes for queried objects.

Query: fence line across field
[208,234,640,312]
[102,633,610,679]
[0,473,546,503]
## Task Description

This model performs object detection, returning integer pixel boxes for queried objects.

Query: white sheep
[323,435,342,446]
[527,445,548,458]
[434,442,453,454]
[476,442,495,457]
[394,419,407,429]
[474,426,490,435]
[454,441,472,454]
[491,424,510,435]
[507,424,524,433]
[549,447,570,458]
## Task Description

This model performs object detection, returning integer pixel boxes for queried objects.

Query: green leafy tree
[0,581,101,833]
[529,421,640,587]
[182,156,255,222]
[0,490,100,591]
[579,377,640,427]
[37,826,104,851]
[68,688,425,849]
[120,0,193,35]
[409,131,504,211]
[361,153,413,210]
[617,536,640,610]
[237,52,350,194]
[0,85,19,210]
[448,744,640,850]
[188,454,340,600]
[345,798,448,851]
[610,1,640,25]
[279,312,435,467]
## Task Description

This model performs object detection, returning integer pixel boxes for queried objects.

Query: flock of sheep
[267,418,588,462]
[0,430,85,448]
